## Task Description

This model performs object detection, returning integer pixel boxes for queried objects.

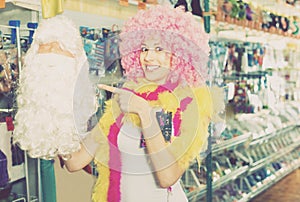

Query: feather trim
[107,114,123,202]
[92,99,122,202]
[168,86,213,170]
[91,82,213,201]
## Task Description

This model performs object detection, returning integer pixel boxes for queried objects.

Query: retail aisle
[250,168,300,202]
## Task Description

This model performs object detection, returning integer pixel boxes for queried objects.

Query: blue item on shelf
[272,162,282,170]
[27,22,38,44]
[247,175,257,187]
[8,20,20,45]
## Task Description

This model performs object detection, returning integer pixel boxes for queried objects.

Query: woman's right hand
[98,84,151,115]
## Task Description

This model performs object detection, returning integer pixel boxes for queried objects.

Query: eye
[141,47,148,52]
[155,47,163,52]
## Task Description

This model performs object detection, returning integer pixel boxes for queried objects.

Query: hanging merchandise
[41,0,63,19]
[174,0,188,11]
[80,26,105,77]
[14,15,96,159]
[208,41,226,83]
[279,16,290,33]
[241,42,248,72]
[27,22,38,45]
[103,25,123,76]
[224,43,238,74]
[235,44,244,72]
[261,10,272,31]
[244,2,253,21]
[10,136,24,166]
[191,0,203,17]
[232,81,254,113]
[91,39,105,76]
[81,25,124,80]
[262,44,276,70]
[0,48,18,93]
[290,16,299,35]
[0,149,9,187]
[0,51,12,93]
[0,21,29,119]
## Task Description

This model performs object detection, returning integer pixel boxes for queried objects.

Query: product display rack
[183,133,252,201]
[183,109,300,202]
[184,0,300,200]
[0,16,40,202]
[2,0,300,201]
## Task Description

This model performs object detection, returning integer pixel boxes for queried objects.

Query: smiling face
[139,36,172,84]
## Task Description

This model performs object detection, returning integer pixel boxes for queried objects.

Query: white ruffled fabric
[14,53,95,159]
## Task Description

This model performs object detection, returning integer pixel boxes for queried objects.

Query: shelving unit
[184,111,300,201]
[0,4,40,201]
[2,0,299,201]
[180,0,300,200]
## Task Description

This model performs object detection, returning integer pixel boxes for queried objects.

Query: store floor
[250,168,300,202]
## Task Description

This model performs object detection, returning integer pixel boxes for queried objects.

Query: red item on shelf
[5,116,14,131]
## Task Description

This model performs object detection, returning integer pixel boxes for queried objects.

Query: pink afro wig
[119,5,210,87]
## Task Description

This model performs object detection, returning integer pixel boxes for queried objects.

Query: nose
[144,50,156,62]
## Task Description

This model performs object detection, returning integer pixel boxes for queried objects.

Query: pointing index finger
[98,84,120,93]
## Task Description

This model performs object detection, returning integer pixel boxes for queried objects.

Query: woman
[64,5,214,202]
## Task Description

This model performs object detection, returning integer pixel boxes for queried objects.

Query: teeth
[146,65,159,71]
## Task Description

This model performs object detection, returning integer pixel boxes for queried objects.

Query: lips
[145,65,160,71]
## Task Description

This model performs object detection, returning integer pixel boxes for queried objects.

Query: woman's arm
[63,144,93,172]
[138,107,185,188]
[63,125,101,172]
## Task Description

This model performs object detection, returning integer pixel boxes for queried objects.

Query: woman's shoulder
[122,79,146,90]
[174,85,211,98]
[122,79,162,92]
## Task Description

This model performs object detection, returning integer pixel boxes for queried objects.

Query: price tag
[119,0,129,6]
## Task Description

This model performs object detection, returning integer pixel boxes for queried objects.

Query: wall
[54,159,96,202]
[0,2,35,35]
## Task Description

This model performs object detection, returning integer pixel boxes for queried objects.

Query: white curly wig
[14,15,95,159]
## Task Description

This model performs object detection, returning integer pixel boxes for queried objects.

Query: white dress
[118,123,188,202]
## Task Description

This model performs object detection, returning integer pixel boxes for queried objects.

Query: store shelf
[243,0,300,17]
[213,166,249,190]
[186,165,249,201]
[250,125,296,145]
[223,71,269,80]
[249,141,300,174]
[212,133,251,154]
[9,163,26,183]
[249,160,300,199]
[235,154,300,202]
[185,116,300,201]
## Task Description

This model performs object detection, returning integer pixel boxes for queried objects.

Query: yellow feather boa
[91,80,213,202]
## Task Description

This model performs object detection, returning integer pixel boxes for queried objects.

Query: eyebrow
[141,43,161,46]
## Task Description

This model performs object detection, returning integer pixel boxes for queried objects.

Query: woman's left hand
[98,84,150,114]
